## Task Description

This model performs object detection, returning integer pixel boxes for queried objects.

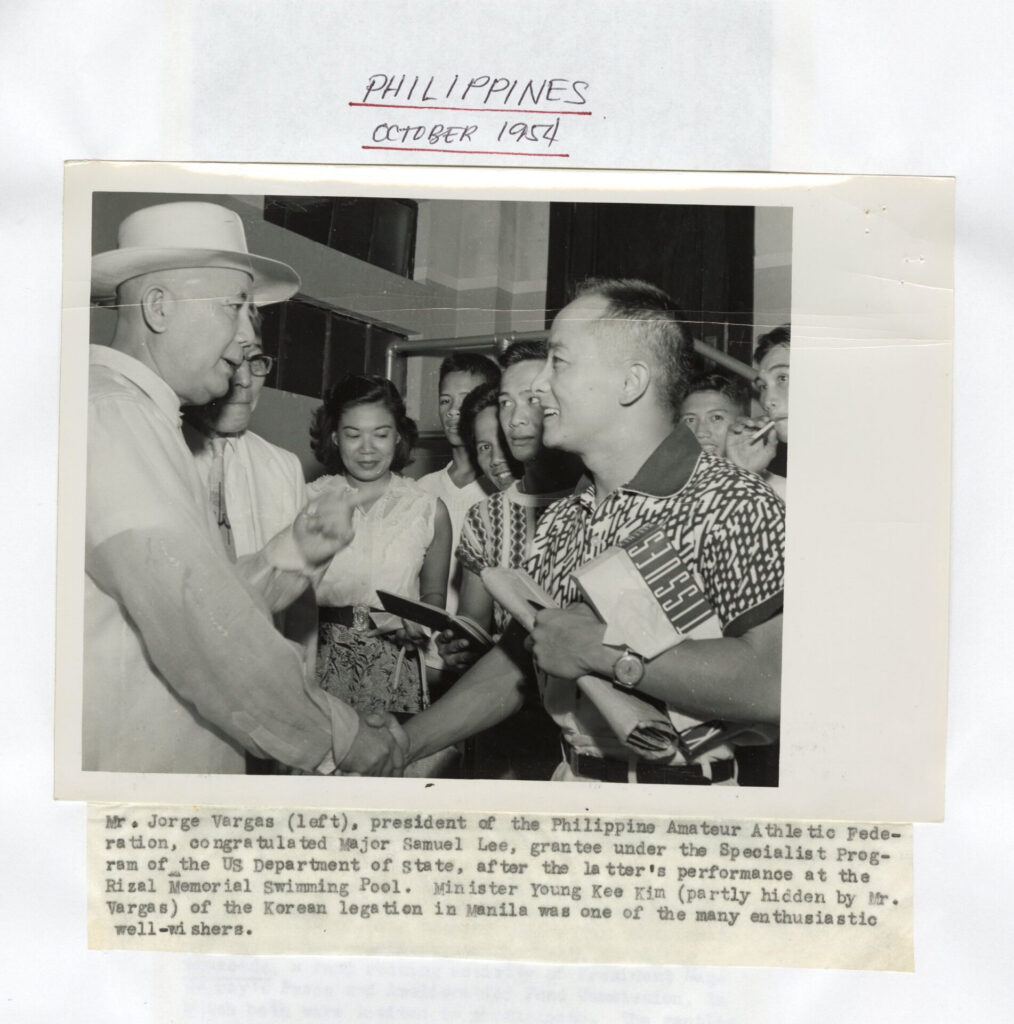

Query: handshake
[337,709,412,776]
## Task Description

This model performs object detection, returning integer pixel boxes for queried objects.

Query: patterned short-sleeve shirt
[458,482,571,636]
[524,426,785,762]
[527,432,784,636]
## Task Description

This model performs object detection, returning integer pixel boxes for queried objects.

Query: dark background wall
[547,202,757,368]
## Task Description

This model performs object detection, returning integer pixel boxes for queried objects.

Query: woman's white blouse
[309,473,437,608]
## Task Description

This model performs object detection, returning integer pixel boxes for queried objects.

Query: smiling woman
[307,375,453,719]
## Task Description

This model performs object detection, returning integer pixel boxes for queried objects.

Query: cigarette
[749,421,777,443]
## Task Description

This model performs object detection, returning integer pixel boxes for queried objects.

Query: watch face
[614,652,644,688]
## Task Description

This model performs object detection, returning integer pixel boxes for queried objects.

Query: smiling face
[679,389,743,456]
[473,405,516,491]
[531,294,620,456]
[498,359,546,464]
[334,401,398,484]
[755,343,790,442]
[142,267,257,406]
[438,370,488,448]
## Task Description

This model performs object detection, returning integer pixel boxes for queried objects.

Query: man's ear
[139,285,171,334]
[619,361,651,406]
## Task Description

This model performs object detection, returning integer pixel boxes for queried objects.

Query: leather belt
[318,605,361,628]
[567,746,735,785]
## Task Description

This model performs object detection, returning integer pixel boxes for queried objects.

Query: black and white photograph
[80,185,788,789]
[56,163,950,824]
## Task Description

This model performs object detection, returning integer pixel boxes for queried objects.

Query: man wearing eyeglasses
[85,201,404,777]
[183,323,305,560]
[182,321,319,760]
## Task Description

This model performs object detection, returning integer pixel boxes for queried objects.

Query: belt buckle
[568,746,730,785]
[568,747,612,782]
[634,758,713,785]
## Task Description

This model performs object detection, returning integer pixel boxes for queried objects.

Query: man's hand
[725,417,778,476]
[530,603,607,680]
[292,485,358,567]
[338,712,405,776]
[436,629,482,671]
[363,710,411,761]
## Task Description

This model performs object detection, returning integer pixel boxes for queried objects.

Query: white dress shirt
[185,424,318,670]
[186,427,308,556]
[84,345,358,774]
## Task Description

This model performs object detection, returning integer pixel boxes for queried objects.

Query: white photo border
[56,161,952,821]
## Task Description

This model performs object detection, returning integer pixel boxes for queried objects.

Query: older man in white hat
[86,200,402,776]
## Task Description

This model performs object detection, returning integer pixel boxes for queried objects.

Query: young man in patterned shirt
[401,279,785,785]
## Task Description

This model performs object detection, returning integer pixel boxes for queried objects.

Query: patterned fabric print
[458,485,564,636]
[526,453,785,635]
[457,492,506,576]
[316,623,425,715]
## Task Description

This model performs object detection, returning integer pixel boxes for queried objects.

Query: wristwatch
[612,647,646,689]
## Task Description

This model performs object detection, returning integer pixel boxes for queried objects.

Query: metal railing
[385,331,755,385]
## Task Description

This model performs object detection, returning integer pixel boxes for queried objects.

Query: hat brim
[91,247,301,306]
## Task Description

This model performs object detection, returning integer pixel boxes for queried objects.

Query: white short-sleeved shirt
[416,464,490,668]
[416,463,490,614]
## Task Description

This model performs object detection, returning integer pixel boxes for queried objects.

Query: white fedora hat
[91,201,301,305]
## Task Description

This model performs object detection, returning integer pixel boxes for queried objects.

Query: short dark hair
[438,352,499,391]
[683,373,750,416]
[573,278,693,412]
[458,383,500,461]
[310,374,417,474]
[754,324,790,365]
[499,337,548,369]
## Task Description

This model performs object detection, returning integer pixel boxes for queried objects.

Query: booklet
[375,590,494,650]
[571,524,723,658]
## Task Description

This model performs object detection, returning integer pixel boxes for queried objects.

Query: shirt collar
[624,423,702,497]
[181,413,243,451]
[570,424,703,505]
[90,344,182,424]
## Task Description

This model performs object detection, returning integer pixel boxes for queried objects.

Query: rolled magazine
[479,567,682,759]
[571,526,767,759]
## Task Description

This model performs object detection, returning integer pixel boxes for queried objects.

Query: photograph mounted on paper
[55,163,952,822]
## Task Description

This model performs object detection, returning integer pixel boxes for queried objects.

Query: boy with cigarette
[681,372,786,500]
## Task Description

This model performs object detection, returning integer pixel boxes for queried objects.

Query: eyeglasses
[247,354,275,377]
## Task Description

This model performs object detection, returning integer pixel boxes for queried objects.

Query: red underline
[350,102,591,116]
[362,146,570,157]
